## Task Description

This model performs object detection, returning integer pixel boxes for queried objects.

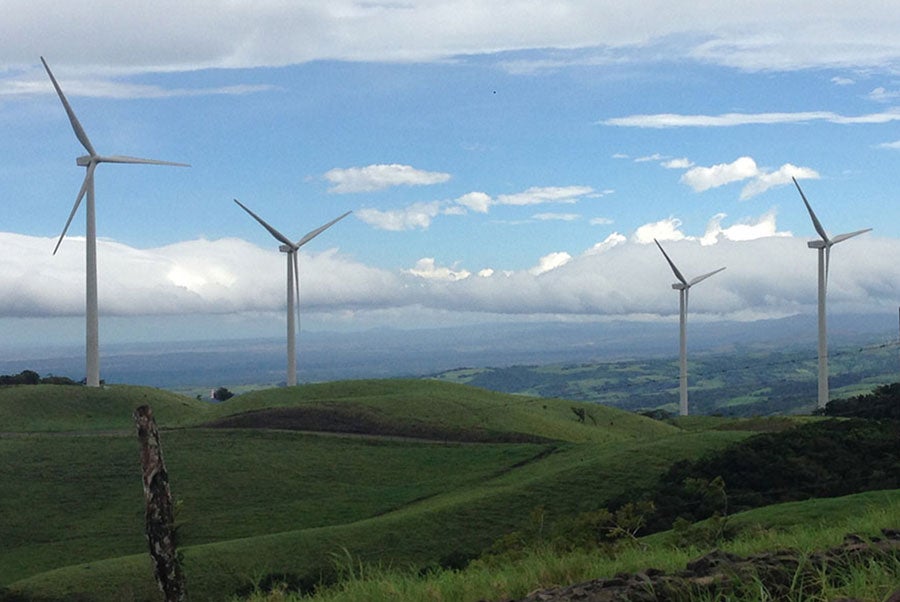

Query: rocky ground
[499,530,900,602]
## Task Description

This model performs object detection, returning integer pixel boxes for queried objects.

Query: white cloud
[324,164,451,194]
[405,258,471,281]
[677,157,819,199]
[455,191,493,213]
[635,153,667,163]
[589,217,614,226]
[0,76,275,99]
[584,232,626,255]
[867,87,900,102]
[4,1,900,76]
[358,185,597,231]
[877,140,900,150]
[533,212,580,221]
[495,186,595,206]
[0,217,892,330]
[530,251,572,275]
[681,157,760,193]
[738,164,819,200]
[698,211,790,245]
[831,76,855,86]
[602,110,900,128]
[662,158,694,169]
[633,217,686,244]
[355,201,443,231]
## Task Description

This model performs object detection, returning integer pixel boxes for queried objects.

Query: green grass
[0,383,210,431]
[237,489,900,602]
[1,379,755,601]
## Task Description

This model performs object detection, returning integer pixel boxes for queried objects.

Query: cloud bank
[2,211,895,329]
[4,1,900,97]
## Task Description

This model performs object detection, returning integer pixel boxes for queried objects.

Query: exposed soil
[200,404,553,444]
[499,530,900,602]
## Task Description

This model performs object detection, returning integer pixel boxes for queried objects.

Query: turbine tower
[234,199,351,387]
[655,239,725,416]
[41,57,189,387]
[793,177,872,410]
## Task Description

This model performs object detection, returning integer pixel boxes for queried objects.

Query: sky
[2,1,900,351]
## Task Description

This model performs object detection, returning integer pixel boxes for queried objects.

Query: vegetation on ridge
[1,377,898,601]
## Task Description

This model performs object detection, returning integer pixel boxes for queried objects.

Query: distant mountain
[0,312,896,391]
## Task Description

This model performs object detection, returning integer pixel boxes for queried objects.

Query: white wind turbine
[793,177,872,410]
[234,199,351,387]
[655,239,726,416]
[41,57,189,387]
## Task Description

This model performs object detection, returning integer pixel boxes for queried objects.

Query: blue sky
[2,1,900,349]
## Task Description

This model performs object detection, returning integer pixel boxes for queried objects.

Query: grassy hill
[0,380,798,600]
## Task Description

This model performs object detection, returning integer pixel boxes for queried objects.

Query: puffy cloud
[355,201,444,231]
[677,157,819,199]
[698,211,790,245]
[324,164,451,193]
[633,217,686,244]
[662,158,694,169]
[584,232,626,255]
[455,191,492,213]
[681,157,760,192]
[358,184,598,232]
[529,252,572,275]
[0,213,894,332]
[405,258,471,281]
[738,164,819,200]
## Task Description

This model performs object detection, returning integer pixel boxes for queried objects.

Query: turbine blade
[100,155,190,167]
[53,166,92,255]
[831,228,872,245]
[654,239,688,286]
[233,199,295,248]
[296,211,352,248]
[40,57,97,157]
[825,245,831,290]
[793,177,830,243]
[689,266,726,287]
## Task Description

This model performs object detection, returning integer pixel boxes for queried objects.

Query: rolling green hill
[0,380,794,600]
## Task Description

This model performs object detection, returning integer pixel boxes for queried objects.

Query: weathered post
[134,405,187,602]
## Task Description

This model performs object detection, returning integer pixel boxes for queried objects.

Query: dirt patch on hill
[501,529,900,602]
[201,404,552,444]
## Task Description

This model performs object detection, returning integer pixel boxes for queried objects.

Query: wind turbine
[655,239,726,416]
[234,199,351,387]
[793,177,872,410]
[41,57,189,387]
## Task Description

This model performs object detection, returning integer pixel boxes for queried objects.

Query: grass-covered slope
[2,380,754,601]
[0,384,209,432]
[206,379,679,444]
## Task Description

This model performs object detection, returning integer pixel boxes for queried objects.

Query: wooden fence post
[134,404,187,602]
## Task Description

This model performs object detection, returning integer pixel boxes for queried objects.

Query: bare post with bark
[134,404,187,602]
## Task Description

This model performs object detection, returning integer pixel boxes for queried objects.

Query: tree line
[0,369,79,386]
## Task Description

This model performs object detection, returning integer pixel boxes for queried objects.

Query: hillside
[1,380,753,601]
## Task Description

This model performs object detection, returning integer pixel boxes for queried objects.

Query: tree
[212,387,234,401]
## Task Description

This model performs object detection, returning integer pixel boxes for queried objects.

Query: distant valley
[2,312,898,410]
